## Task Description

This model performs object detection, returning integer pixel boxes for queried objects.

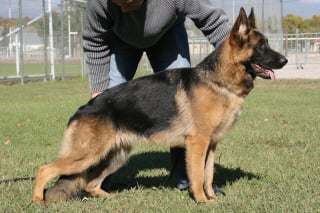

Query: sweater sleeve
[83,0,112,93]
[174,0,231,47]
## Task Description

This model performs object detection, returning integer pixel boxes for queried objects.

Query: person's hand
[90,92,102,99]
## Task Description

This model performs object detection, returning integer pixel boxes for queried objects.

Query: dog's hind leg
[33,154,106,205]
[204,143,217,200]
[84,145,131,198]
[32,119,117,205]
[185,134,211,203]
[44,144,131,203]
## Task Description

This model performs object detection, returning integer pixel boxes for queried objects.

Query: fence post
[48,0,55,80]
[42,0,48,81]
[18,0,24,84]
[61,0,65,80]
[295,29,299,68]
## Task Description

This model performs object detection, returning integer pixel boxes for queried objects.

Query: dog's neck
[196,40,254,97]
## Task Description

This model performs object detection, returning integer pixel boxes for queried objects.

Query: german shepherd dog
[33,7,287,205]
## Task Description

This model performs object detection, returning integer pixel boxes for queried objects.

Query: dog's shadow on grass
[105,151,261,192]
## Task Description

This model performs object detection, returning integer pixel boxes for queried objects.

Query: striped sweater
[83,0,231,93]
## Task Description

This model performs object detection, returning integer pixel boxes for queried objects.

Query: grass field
[0,63,149,80]
[0,63,83,78]
[0,77,319,212]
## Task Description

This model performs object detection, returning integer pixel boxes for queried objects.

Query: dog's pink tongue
[268,70,276,80]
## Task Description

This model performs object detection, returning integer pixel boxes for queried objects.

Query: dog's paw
[213,185,226,196]
[32,197,46,206]
[196,198,215,204]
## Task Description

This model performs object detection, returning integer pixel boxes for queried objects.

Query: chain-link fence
[0,0,319,83]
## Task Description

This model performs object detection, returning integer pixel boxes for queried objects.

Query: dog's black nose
[280,57,288,66]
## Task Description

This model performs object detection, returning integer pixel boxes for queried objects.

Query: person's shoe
[166,169,189,190]
[168,165,189,190]
[174,179,225,195]
[175,178,189,190]
[213,184,226,196]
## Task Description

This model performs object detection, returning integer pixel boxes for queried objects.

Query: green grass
[0,63,150,79]
[0,78,319,212]
[0,63,83,78]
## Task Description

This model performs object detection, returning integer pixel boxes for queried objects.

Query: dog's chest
[210,94,244,142]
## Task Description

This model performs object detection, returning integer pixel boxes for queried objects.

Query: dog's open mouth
[251,64,276,80]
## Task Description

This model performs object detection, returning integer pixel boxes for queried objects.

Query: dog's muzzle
[251,63,276,80]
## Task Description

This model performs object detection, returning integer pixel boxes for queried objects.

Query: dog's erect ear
[230,7,249,46]
[248,7,256,29]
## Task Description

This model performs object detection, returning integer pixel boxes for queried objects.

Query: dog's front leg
[185,135,211,203]
[204,143,217,199]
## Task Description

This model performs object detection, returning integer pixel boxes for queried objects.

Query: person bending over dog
[83,0,231,190]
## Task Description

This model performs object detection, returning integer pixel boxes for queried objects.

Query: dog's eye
[258,40,265,48]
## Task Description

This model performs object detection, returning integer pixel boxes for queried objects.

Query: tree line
[283,14,320,33]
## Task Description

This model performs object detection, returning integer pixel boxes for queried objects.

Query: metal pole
[43,0,48,80]
[15,33,19,76]
[61,0,65,80]
[232,0,235,23]
[280,0,283,31]
[81,7,85,77]
[18,0,24,84]
[67,5,71,57]
[8,0,12,57]
[280,0,288,57]
[295,29,299,68]
[48,0,55,80]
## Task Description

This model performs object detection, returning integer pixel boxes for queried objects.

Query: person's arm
[83,0,113,96]
[175,0,231,47]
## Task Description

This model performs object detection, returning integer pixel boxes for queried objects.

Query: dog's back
[68,69,199,138]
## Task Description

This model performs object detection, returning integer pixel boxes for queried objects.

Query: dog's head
[229,7,288,80]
